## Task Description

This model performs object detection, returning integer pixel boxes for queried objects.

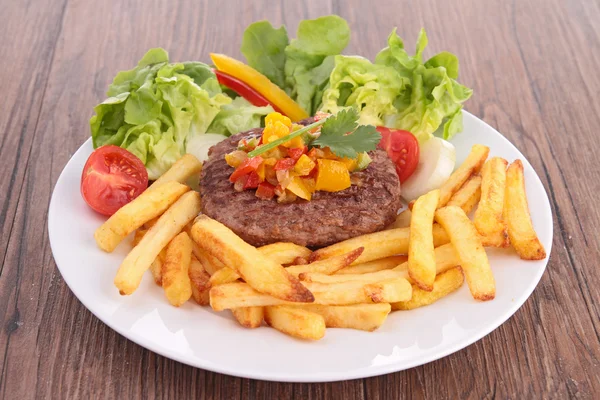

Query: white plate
[48,111,553,382]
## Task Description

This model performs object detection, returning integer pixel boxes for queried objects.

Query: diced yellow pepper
[210,54,309,121]
[282,135,304,148]
[302,177,316,193]
[256,162,266,181]
[286,177,312,201]
[315,159,351,192]
[339,157,358,172]
[294,154,316,176]
[265,113,292,129]
[262,120,290,144]
[263,157,278,167]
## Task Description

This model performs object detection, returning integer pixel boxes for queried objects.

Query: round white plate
[48,111,553,382]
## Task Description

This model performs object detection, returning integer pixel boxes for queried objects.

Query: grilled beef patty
[199,123,402,248]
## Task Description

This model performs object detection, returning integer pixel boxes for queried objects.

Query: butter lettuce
[241,16,350,116]
[321,28,472,142]
[91,49,270,180]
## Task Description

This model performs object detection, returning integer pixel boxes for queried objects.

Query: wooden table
[1,0,599,398]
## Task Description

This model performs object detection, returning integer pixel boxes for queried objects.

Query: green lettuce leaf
[208,97,273,136]
[241,21,289,88]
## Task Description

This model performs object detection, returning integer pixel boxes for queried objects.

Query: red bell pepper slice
[215,70,284,113]
[287,146,307,161]
[229,156,263,182]
[274,158,296,171]
[255,182,276,200]
[243,171,262,189]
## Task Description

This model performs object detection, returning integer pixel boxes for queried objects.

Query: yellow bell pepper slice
[294,154,316,176]
[287,177,312,201]
[210,53,309,122]
[339,157,358,172]
[315,159,351,192]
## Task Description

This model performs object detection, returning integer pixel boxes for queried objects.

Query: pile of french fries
[93,145,546,341]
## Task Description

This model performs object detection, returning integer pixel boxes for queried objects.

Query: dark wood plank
[0,0,599,398]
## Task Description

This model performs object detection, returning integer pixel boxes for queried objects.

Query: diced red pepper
[229,156,263,182]
[274,158,296,171]
[255,182,276,200]
[308,164,319,179]
[287,146,307,161]
[244,171,262,189]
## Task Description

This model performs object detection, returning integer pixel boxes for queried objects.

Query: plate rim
[48,110,553,382]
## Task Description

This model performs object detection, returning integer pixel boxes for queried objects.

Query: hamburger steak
[199,121,402,248]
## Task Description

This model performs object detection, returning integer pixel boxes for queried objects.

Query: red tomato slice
[81,145,148,216]
[376,127,420,183]
[214,70,284,114]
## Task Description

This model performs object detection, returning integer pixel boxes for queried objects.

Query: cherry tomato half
[377,127,420,183]
[81,145,149,216]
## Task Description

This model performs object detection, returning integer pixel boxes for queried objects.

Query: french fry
[386,209,413,230]
[364,278,414,303]
[292,303,391,331]
[435,206,495,301]
[264,306,325,340]
[133,229,163,285]
[438,144,489,208]
[258,242,312,265]
[152,154,203,187]
[310,226,449,265]
[193,246,226,276]
[209,279,411,311]
[190,215,314,303]
[189,255,211,305]
[232,307,264,328]
[162,232,193,307]
[408,190,440,291]
[335,256,407,275]
[114,191,202,295]
[474,157,509,247]
[505,160,546,260]
[95,181,190,252]
[392,267,464,310]
[144,217,160,229]
[132,229,147,246]
[447,175,482,215]
[286,247,364,276]
[209,267,241,286]
[305,243,459,284]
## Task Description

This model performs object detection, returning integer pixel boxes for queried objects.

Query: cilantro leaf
[312,108,381,158]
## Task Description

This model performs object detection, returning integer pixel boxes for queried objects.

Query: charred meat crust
[200,119,402,248]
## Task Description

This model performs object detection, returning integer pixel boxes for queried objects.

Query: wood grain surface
[1,0,599,398]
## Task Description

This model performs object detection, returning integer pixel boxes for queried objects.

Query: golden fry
[447,175,482,215]
[134,229,163,285]
[189,255,211,305]
[162,232,193,307]
[293,303,391,332]
[258,242,312,265]
[364,278,414,303]
[232,307,264,328]
[153,154,203,187]
[264,306,325,340]
[505,160,546,260]
[438,144,489,208]
[310,226,449,265]
[209,267,240,286]
[386,209,412,230]
[408,190,440,291]
[114,191,201,295]
[190,215,314,303]
[193,246,226,276]
[300,269,406,284]
[286,247,364,276]
[474,157,509,247]
[435,206,495,301]
[95,181,189,252]
[335,256,407,275]
[392,267,464,310]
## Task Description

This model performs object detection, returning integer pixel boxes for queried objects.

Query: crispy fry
[408,190,440,291]
[134,229,163,285]
[144,217,160,230]
[95,181,190,252]
[474,157,509,247]
[193,246,226,276]
[286,247,364,276]
[447,175,482,215]
[364,278,413,303]
[264,306,325,340]
[505,160,546,260]
[132,229,147,246]
[438,144,489,208]
[209,267,241,286]
[258,242,312,265]
[386,209,412,230]
[189,255,211,305]
[392,267,464,310]
[335,256,407,275]
[435,206,495,301]
[162,232,193,307]
[310,226,449,265]
[191,215,314,303]
[292,303,391,331]
[114,191,201,295]
[153,154,203,187]
[232,307,264,328]
[209,279,411,311]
